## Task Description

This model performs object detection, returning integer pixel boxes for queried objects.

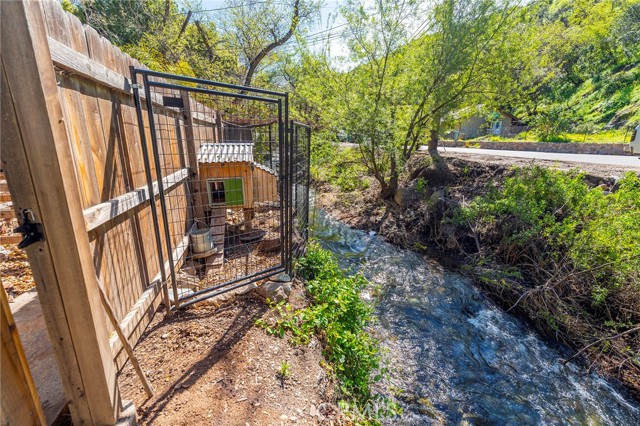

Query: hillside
[498,0,640,141]
[572,64,640,130]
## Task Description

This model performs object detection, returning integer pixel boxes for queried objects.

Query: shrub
[531,106,573,142]
[257,244,393,422]
[456,166,640,309]
[310,131,340,182]
[454,167,640,392]
[310,132,370,192]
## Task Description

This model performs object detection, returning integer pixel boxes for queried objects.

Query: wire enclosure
[131,69,310,308]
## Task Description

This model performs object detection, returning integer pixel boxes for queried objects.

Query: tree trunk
[428,128,444,163]
[379,156,398,200]
[243,0,300,87]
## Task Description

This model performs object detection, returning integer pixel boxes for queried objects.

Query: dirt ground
[316,151,640,230]
[0,244,34,299]
[119,281,339,426]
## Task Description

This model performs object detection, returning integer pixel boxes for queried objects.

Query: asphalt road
[418,146,640,168]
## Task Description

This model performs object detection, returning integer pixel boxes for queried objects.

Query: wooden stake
[96,279,155,399]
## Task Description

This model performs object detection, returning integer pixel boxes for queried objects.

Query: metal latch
[14,209,44,249]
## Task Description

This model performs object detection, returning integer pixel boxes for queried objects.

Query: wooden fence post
[1,1,122,424]
[180,91,207,224]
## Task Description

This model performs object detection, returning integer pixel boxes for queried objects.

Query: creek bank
[316,153,640,402]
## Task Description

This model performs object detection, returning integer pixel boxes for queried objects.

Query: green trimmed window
[207,178,244,207]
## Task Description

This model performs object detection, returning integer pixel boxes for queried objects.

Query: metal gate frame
[130,68,308,309]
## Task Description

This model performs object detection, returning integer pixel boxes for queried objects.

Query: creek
[312,210,640,425]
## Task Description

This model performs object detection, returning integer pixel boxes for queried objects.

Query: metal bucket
[190,227,215,254]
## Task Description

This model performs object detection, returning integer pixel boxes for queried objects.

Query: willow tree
[403,0,518,162]
[323,0,517,199]
[328,0,418,199]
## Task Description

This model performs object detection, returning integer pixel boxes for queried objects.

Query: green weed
[278,361,291,381]
[257,244,398,424]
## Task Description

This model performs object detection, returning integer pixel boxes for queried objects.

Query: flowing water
[312,210,640,425]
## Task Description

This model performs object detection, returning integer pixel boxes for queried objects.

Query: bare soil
[119,281,340,426]
[316,151,640,236]
[0,242,34,300]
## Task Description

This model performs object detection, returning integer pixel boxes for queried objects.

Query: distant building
[452,110,528,140]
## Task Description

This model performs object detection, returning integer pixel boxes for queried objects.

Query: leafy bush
[456,166,640,307]
[258,244,392,421]
[311,133,370,192]
[334,158,370,192]
[571,174,640,302]
[531,107,573,142]
[310,131,340,182]
[448,166,640,395]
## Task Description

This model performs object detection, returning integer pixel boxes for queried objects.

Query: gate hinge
[130,83,142,90]
[14,209,44,249]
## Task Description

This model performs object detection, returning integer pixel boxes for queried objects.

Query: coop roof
[197,142,253,163]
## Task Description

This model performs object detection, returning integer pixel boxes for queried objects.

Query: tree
[615,1,640,60]
[69,0,320,87]
[222,0,321,87]
[493,0,640,135]
[403,0,518,162]
[312,0,517,199]
[119,2,240,83]
[327,0,416,199]
[70,0,155,45]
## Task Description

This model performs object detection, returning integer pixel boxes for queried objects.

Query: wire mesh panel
[131,69,301,308]
[290,121,311,258]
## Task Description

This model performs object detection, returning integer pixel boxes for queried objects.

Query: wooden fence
[1,1,221,424]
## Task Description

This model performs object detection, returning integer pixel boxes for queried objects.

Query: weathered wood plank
[48,37,216,125]
[205,211,226,275]
[110,235,189,369]
[2,1,119,423]
[49,37,131,94]
[83,168,189,233]
[97,278,154,398]
[180,91,206,223]
[43,4,101,209]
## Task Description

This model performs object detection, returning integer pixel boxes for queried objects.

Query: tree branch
[243,0,301,87]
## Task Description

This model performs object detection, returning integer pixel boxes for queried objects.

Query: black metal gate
[130,68,309,309]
